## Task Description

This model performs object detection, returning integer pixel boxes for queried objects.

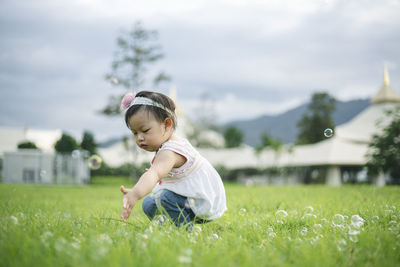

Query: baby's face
[128,109,168,152]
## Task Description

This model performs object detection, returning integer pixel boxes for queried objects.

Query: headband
[120,92,172,114]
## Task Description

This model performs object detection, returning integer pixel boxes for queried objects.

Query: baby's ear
[164,117,174,130]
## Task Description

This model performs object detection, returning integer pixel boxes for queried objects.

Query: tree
[224,126,243,148]
[80,131,97,155]
[366,106,400,184]
[102,21,171,115]
[54,133,79,153]
[296,92,336,144]
[17,141,38,150]
[256,131,282,153]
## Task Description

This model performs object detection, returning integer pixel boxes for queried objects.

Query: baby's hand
[120,185,136,221]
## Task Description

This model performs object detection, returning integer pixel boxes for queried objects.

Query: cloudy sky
[1,0,399,142]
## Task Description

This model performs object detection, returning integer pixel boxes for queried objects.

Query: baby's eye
[132,132,138,136]
[143,129,150,133]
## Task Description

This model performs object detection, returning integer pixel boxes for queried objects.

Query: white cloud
[1,0,399,141]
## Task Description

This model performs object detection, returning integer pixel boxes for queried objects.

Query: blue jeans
[142,190,200,227]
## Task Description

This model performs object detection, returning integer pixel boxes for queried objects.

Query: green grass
[1,180,399,267]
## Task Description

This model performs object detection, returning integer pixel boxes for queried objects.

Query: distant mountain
[225,99,370,146]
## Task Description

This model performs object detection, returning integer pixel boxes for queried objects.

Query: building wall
[2,150,54,183]
[2,150,89,184]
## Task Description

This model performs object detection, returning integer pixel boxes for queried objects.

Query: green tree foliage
[17,141,38,150]
[256,131,282,153]
[224,126,243,148]
[54,133,79,153]
[296,92,336,144]
[80,131,97,155]
[366,106,400,183]
[102,21,171,115]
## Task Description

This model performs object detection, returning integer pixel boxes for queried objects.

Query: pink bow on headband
[120,92,136,112]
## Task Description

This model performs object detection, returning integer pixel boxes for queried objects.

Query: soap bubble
[275,210,288,223]
[324,128,333,138]
[268,231,277,238]
[72,150,81,159]
[39,170,47,179]
[350,214,364,228]
[108,77,119,85]
[332,214,345,227]
[305,206,314,213]
[313,224,323,234]
[348,226,360,236]
[239,208,247,216]
[302,213,317,223]
[211,233,219,239]
[300,227,308,236]
[370,215,379,223]
[9,216,18,225]
[337,238,347,251]
[349,234,359,243]
[88,155,103,170]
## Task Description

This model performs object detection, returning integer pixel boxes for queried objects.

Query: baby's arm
[120,150,185,221]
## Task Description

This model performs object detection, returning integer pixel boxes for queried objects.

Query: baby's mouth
[140,144,148,149]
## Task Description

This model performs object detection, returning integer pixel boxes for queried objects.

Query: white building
[2,149,90,184]
[260,66,400,185]
[0,127,90,184]
[0,127,62,155]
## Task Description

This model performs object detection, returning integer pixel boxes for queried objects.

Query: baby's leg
[159,190,195,226]
[142,195,158,220]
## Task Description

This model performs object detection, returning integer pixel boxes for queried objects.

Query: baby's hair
[124,91,177,129]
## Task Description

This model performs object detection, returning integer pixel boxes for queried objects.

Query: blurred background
[1,0,399,185]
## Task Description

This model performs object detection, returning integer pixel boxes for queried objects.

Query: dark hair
[124,91,177,129]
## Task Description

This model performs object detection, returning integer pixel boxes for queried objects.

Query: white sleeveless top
[151,139,227,220]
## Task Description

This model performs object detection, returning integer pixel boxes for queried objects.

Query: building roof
[0,127,62,156]
[371,66,400,104]
[268,66,400,167]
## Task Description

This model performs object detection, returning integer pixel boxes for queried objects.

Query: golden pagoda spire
[371,65,400,104]
[383,65,390,86]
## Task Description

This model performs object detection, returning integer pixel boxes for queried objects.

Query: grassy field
[1,177,399,267]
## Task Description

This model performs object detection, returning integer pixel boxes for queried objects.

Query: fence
[2,150,90,184]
